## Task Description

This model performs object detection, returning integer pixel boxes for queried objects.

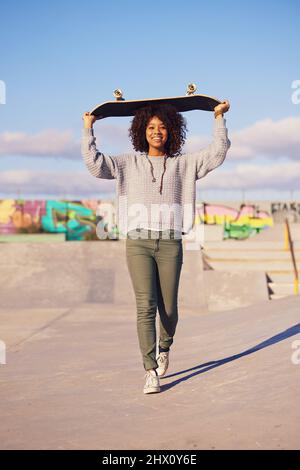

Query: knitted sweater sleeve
[81,127,122,179]
[192,117,231,181]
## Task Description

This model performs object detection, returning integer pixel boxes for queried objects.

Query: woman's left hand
[214,100,230,114]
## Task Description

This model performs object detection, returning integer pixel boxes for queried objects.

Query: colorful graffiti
[195,203,273,239]
[0,199,118,241]
[0,200,46,234]
[0,199,275,241]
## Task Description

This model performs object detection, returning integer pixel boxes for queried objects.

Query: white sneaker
[156,351,169,377]
[143,369,160,394]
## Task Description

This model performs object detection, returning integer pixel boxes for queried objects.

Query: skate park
[0,218,300,450]
[1,0,300,451]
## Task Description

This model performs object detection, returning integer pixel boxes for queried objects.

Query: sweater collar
[144,152,167,160]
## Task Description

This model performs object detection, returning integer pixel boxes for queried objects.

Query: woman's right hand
[82,111,98,128]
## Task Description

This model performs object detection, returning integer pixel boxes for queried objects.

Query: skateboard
[90,83,221,119]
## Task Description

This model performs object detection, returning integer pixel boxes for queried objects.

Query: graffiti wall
[0,199,276,241]
[0,199,118,241]
[195,202,274,239]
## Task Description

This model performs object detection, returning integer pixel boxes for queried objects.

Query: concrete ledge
[0,241,207,311]
[203,271,269,311]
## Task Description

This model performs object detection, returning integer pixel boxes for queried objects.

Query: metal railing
[284,218,299,295]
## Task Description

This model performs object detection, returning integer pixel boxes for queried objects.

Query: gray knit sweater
[81,117,231,237]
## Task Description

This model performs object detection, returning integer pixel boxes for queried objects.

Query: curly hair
[128,103,188,158]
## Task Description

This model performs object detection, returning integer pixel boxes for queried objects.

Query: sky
[0,0,300,201]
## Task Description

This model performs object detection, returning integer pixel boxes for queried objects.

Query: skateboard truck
[113,89,125,101]
[91,85,221,118]
[186,83,197,96]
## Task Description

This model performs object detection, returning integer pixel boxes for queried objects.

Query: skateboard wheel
[186,83,197,95]
[113,89,124,100]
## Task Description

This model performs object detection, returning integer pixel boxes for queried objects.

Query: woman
[81,99,230,394]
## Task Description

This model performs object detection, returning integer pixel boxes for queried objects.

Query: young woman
[81,99,230,394]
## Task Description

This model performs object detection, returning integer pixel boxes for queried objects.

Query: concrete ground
[0,295,300,450]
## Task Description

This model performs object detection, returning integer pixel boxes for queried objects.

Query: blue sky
[0,0,299,200]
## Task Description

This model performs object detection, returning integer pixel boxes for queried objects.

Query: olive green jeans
[126,228,183,371]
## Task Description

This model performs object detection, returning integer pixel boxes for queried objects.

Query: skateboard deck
[90,85,221,119]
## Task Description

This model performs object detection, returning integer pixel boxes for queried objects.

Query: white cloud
[0,160,300,197]
[0,123,134,159]
[1,116,300,163]
[199,160,300,190]
[0,129,79,158]
[184,116,300,161]
[0,170,115,196]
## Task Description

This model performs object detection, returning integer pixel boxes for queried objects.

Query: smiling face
[145,115,168,156]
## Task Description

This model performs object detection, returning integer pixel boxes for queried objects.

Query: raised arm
[194,100,231,180]
[81,111,119,179]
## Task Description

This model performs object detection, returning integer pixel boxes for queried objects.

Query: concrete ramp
[1,241,121,308]
[0,241,272,312]
[0,241,207,311]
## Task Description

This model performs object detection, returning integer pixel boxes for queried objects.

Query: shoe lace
[144,371,158,386]
[157,352,168,364]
